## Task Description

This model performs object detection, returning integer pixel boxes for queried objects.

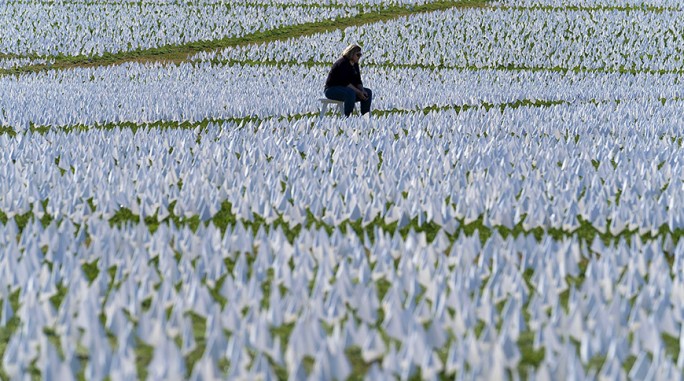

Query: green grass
[0,290,21,381]
[135,339,155,380]
[662,333,680,364]
[517,331,545,371]
[184,312,208,377]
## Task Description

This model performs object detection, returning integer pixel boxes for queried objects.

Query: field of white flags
[3,0,684,379]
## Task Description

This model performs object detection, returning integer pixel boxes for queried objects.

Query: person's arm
[347,83,368,100]
[353,63,368,99]
[355,84,368,98]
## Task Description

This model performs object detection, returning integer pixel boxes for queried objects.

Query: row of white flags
[0,57,54,71]
[493,0,684,8]
[6,0,684,63]
[0,114,682,235]
[200,6,684,72]
[3,61,684,129]
[1,217,684,380]
[0,2,361,57]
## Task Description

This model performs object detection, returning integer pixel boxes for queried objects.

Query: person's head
[342,44,363,63]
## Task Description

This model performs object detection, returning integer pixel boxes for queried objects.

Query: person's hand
[358,90,368,100]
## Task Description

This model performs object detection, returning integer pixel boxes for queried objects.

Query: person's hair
[341,44,362,60]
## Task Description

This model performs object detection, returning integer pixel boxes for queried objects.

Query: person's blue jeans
[324,86,373,117]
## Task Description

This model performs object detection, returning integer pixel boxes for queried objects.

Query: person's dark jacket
[324,57,362,90]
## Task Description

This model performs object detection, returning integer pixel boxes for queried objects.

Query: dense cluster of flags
[4,60,684,131]
[2,1,684,379]
[494,0,684,8]
[203,5,684,72]
[1,108,683,237]
[0,1,361,58]
[2,209,684,379]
